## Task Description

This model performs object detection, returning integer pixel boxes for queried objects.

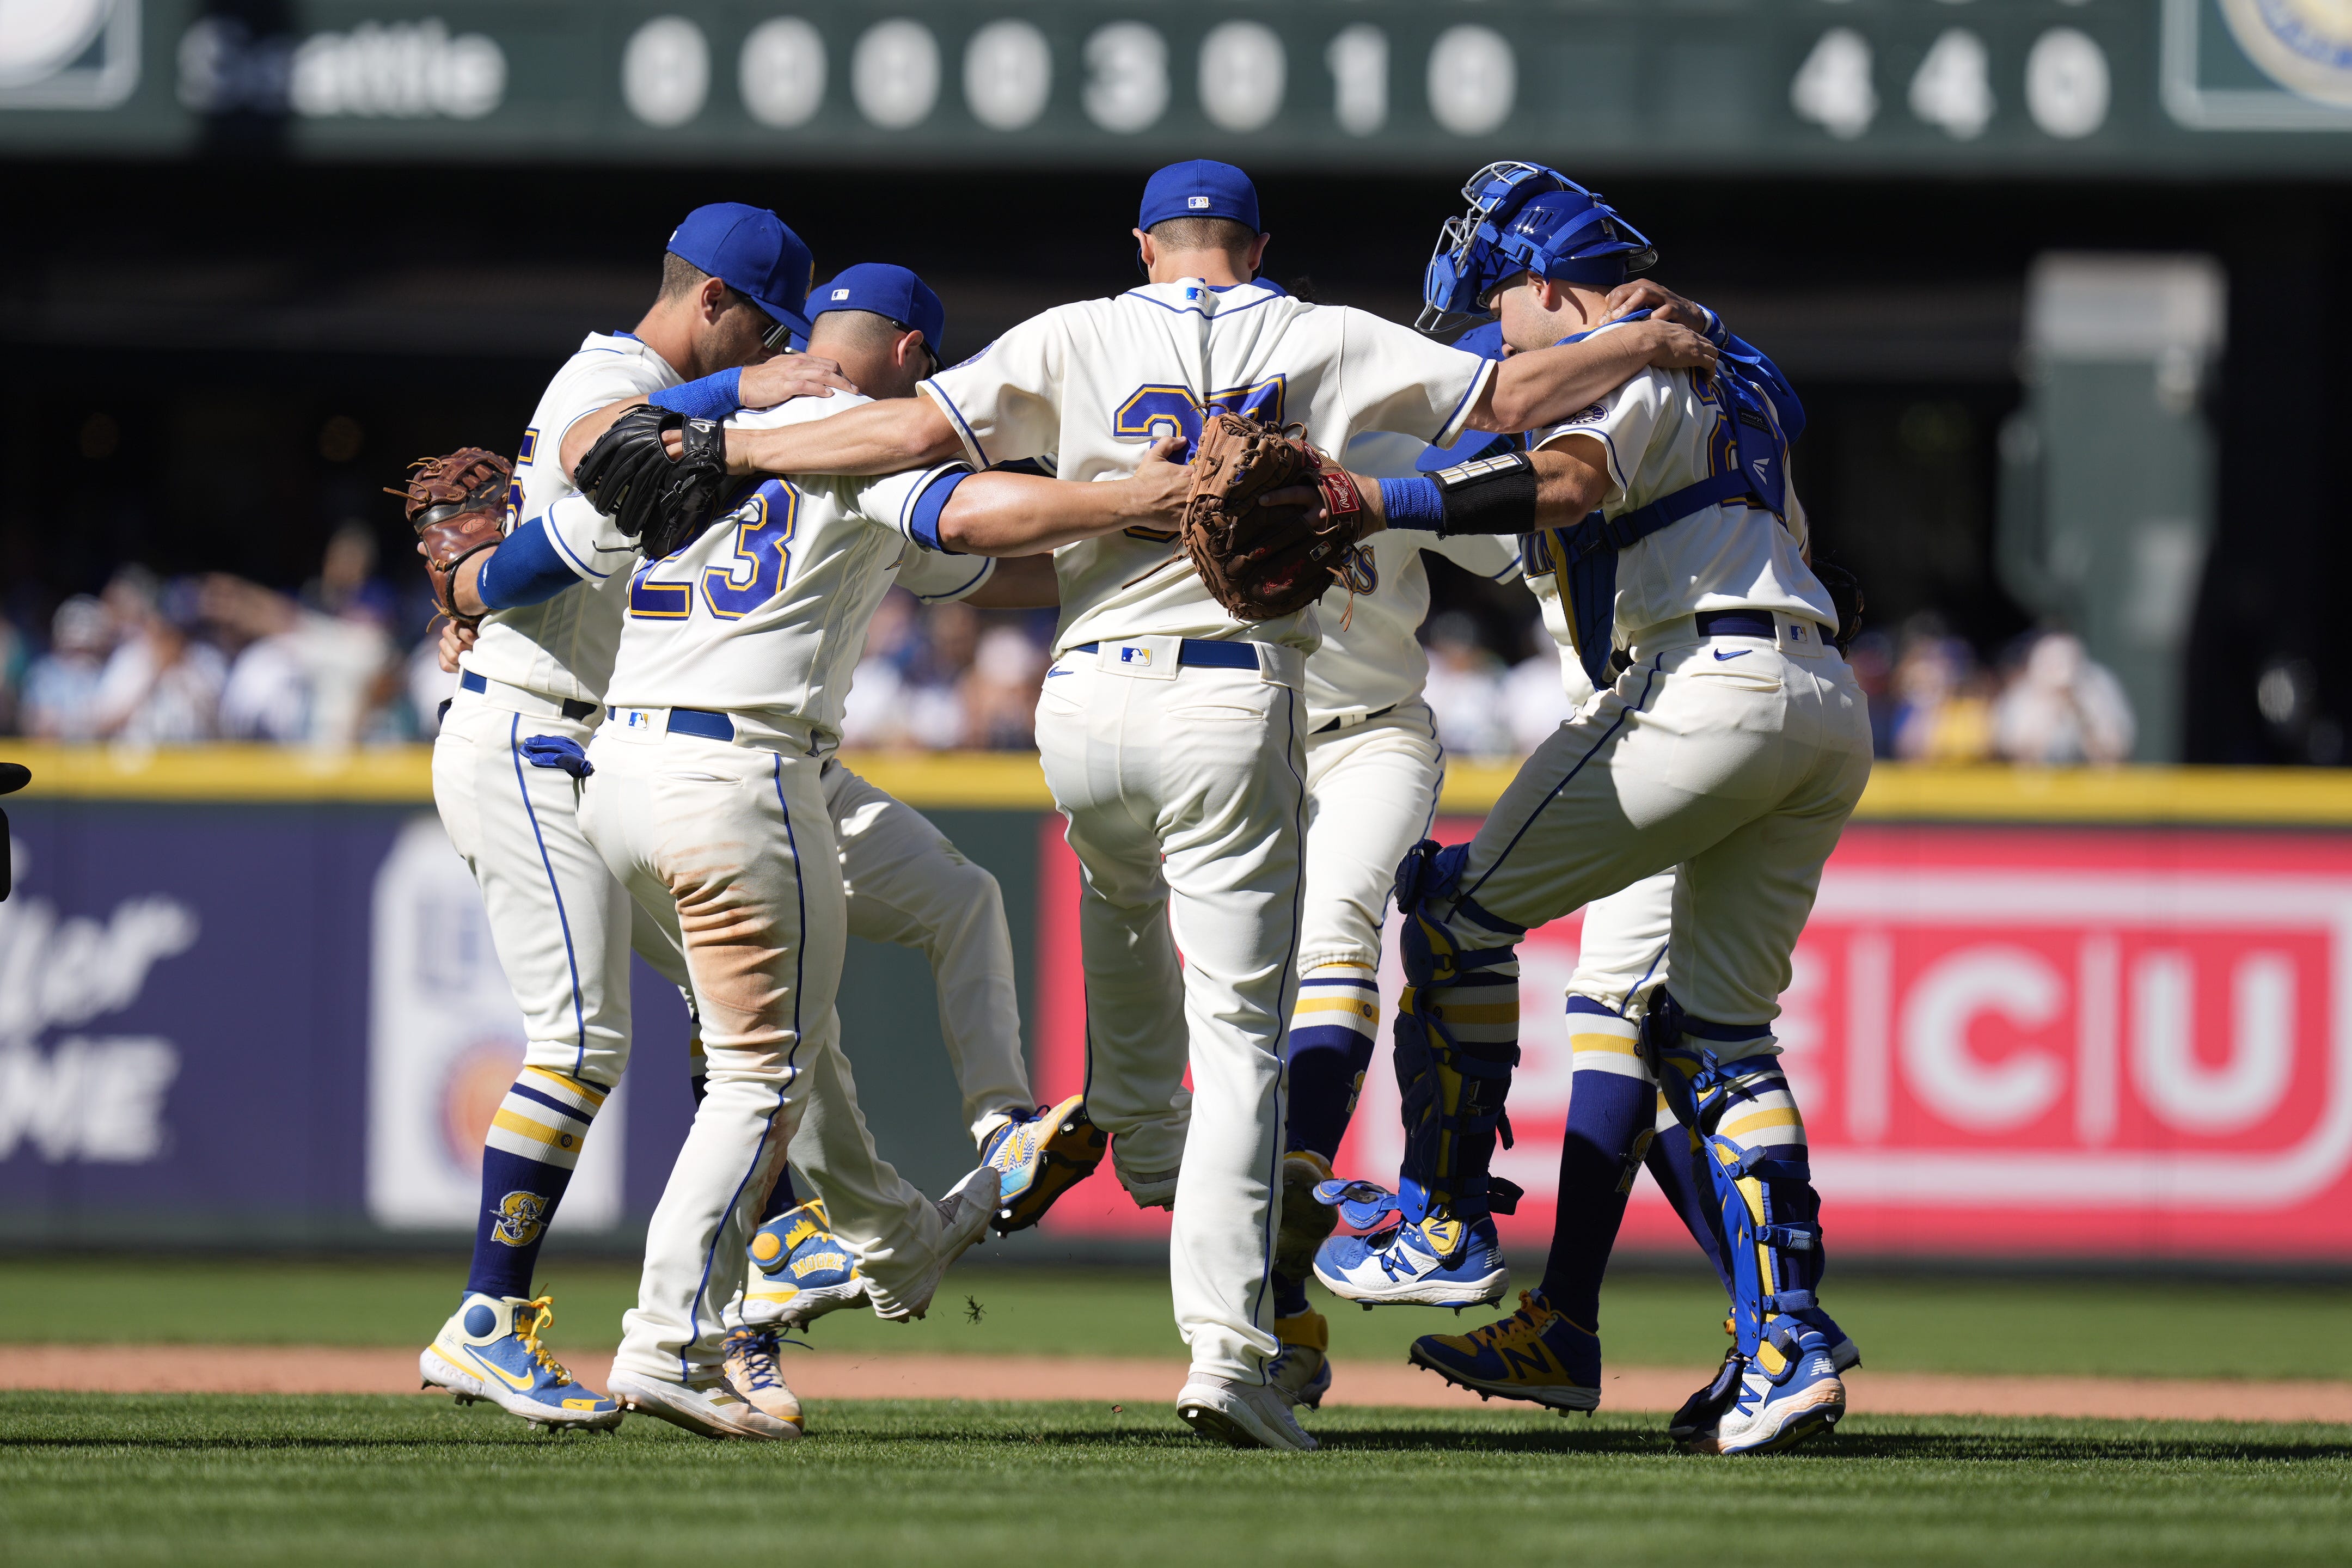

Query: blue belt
[1693,609,1779,641]
[665,708,736,742]
[1071,639,1260,670]
[461,669,598,722]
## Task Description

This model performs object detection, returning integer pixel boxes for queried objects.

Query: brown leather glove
[1179,413,1363,622]
[390,448,512,625]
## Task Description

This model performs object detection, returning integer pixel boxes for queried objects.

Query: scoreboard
[3,2,2351,173]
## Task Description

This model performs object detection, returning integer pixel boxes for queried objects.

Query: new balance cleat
[983,1094,1108,1235]
[1177,1373,1318,1451]
[420,1293,622,1431]
[1679,1324,1845,1455]
[873,1164,1000,1322]
[1408,1289,1599,1412]
[722,1327,805,1430]
[1273,1151,1339,1281]
[608,1368,799,1441]
[1268,1308,1332,1410]
[744,1198,867,1330]
[1314,1214,1508,1309]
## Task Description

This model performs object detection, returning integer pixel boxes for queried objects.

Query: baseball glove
[390,448,511,624]
[573,405,731,561]
[1180,413,1363,622]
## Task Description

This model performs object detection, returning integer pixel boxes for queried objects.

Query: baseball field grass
[4,1393,2348,1567]
[4,1260,2348,1565]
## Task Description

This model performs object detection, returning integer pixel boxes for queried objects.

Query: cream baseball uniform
[1420,317,1870,1043]
[919,277,1494,1383]
[578,393,984,1382]
[433,333,695,1190]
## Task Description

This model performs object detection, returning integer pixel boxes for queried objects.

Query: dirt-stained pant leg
[582,730,943,1382]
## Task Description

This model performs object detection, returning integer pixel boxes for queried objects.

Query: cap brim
[747,293,814,337]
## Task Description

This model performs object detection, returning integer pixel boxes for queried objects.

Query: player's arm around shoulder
[918,436,1192,557]
[1468,315,1716,435]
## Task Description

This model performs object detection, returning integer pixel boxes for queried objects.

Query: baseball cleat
[1177,1373,1319,1451]
[1672,1315,1860,1442]
[983,1094,1108,1235]
[1313,1214,1508,1309]
[1273,1150,1339,1281]
[607,1368,800,1442]
[1678,1324,1845,1456]
[1268,1308,1332,1410]
[420,1292,623,1431]
[1408,1289,1600,1412]
[743,1198,867,1330]
[722,1327,806,1430]
[873,1164,1001,1322]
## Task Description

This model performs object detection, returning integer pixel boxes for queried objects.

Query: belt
[666,708,736,742]
[460,669,599,722]
[1071,639,1260,670]
[1692,610,1778,641]
[1313,702,1396,736]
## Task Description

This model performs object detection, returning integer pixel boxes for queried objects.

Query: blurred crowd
[1,531,2129,765]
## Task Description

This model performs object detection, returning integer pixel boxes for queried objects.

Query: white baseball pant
[431,684,691,1092]
[580,725,951,1382]
[821,760,1033,1151]
[1430,614,1872,1027]
[1034,639,1310,1385]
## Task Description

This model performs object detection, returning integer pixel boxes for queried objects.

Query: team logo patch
[1566,402,1607,425]
[492,1190,549,1247]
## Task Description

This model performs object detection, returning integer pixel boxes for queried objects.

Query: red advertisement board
[1032,817,2352,1262]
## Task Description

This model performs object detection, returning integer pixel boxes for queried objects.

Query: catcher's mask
[1418,162,1657,335]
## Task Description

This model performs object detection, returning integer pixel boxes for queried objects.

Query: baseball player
[625,160,1720,1449]
[565,262,1198,1438]
[412,203,858,1432]
[1298,165,1871,1455]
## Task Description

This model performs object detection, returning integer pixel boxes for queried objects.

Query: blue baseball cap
[666,203,816,339]
[1138,160,1260,234]
[810,264,946,362]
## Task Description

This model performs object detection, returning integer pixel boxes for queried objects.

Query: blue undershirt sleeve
[905,469,970,554]
[1376,476,1447,534]
[475,517,585,609]
[647,367,743,422]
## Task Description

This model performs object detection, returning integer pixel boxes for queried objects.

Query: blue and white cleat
[1314,1214,1509,1310]
[1268,1308,1333,1410]
[1678,1324,1846,1455]
[983,1093,1107,1235]
[1671,1316,1861,1442]
[744,1198,867,1330]
[420,1292,623,1431]
[1408,1289,1599,1411]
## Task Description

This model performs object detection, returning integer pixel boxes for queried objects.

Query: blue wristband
[1376,476,1446,533]
[648,367,743,422]
[475,517,582,609]
[906,469,970,553]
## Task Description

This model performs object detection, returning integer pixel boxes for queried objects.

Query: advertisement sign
[1032,818,2352,1263]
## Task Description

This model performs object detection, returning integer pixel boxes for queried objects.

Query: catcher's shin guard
[1643,991,1827,1373]
[1390,841,1526,1235]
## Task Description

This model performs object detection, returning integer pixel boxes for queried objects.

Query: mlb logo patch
[1118,646,1152,667]
[621,709,654,731]
[832,288,850,300]
[1188,195,1211,210]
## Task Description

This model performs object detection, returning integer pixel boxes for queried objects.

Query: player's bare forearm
[727,397,960,476]
[562,399,645,479]
[960,553,1061,608]
[1467,320,1717,433]
[1290,442,1606,541]
[936,436,1187,555]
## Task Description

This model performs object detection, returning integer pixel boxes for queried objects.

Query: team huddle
[397,158,1871,1454]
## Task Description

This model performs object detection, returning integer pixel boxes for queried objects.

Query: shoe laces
[512,1296,574,1387]
[727,1328,789,1394]
[1463,1291,1552,1351]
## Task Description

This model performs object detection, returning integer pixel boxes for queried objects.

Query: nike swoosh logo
[1714,650,1750,661]
[467,1348,542,1392]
